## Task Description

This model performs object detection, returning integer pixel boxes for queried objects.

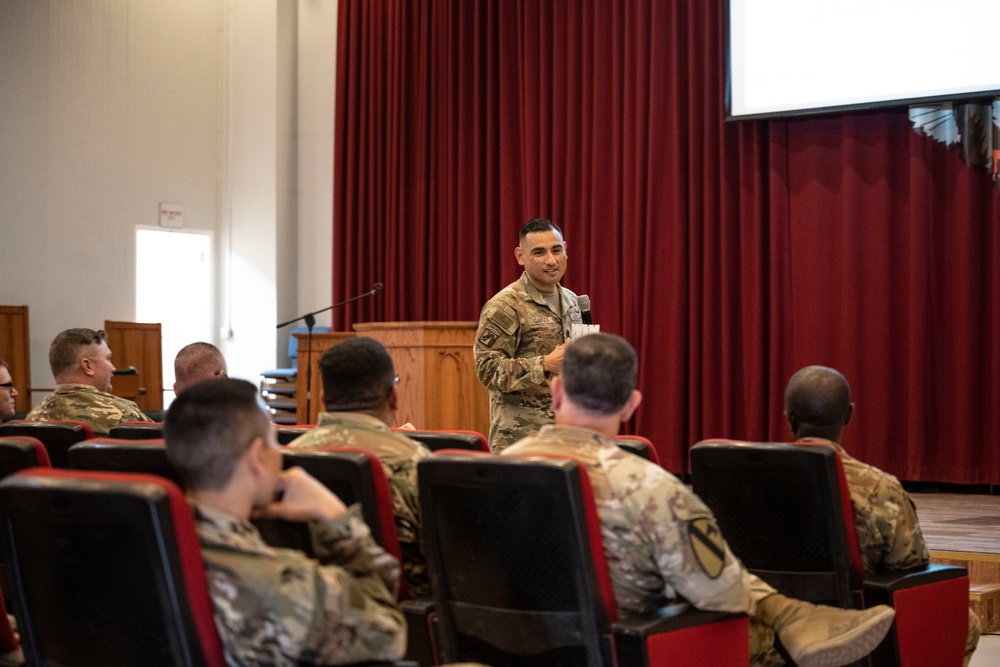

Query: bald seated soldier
[504,334,896,667]
[173,342,228,395]
[164,378,406,666]
[785,365,980,666]
[26,328,150,435]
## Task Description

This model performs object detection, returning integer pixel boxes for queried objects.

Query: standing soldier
[474,218,583,452]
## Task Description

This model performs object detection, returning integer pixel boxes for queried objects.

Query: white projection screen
[727,0,1000,120]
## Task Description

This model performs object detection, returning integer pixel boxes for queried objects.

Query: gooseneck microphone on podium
[578,294,593,325]
[276,281,384,420]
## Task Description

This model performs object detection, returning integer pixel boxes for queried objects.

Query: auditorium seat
[0,421,93,468]
[0,468,228,667]
[0,468,418,667]
[108,422,165,439]
[615,435,660,465]
[418,452,750,666]
[393,429,490,452]
[691,439,969,667]
[0,437,50,479]
[276,425,315,444]
[258,446,436,666]
[66,438,181,486]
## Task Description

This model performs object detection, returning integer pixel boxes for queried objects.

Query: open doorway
[136,227,213,408]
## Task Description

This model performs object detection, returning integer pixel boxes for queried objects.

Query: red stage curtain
[334,0,1000,482]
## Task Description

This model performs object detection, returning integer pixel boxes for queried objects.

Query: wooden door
[103,321,163,412]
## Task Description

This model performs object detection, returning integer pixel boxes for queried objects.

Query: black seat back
[0,468,228,667]
[0,421,92,468]
[690,439,858,607]
[419,453,612,666]
[67,439,181,486]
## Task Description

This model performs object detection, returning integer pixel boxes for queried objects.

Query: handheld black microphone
[578,294,593,325]
[373,282,384,293]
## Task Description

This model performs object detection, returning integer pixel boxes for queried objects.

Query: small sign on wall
[159,202,184,228]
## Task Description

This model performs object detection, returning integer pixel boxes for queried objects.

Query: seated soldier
[504,333,895,667]
[164,378,406,666]
[172,341,228,395]
[288,336,432,597]
[785,365,980,666]
[26,328,151,435]
[0,359,18,421]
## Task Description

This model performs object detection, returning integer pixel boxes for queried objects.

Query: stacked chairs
[418,452,750,666]
[0,421,93,468]
[691,439,969,667]
[394,429,490,453]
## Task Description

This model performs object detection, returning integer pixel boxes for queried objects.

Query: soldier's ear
[79,355,95,376]
[620,389,641,423]
[844,403,854,426]
[514,244,526,266]
[550,376,564,411]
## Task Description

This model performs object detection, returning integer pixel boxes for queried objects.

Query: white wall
[0,0,337,401]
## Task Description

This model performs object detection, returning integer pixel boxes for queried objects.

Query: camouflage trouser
[488,392,553,453]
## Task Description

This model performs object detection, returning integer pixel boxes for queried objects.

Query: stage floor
[911,493,1000,555]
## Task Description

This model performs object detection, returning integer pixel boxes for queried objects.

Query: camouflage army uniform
[504,425,782,666]
[287,412,433,598]
[801,438,981,663]
[25,383,151,435]
[475,272,582,452]
[194,501,406,666]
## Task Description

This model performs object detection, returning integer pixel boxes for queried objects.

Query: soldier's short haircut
[784,365,851,427]
[519,218,563,242]
[164,378,272,492]
[319,337,396,412]
[174,342,226,394]
[49,328,107,376]
[561,333,637,415]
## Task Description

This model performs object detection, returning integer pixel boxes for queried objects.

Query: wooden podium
[296,322,489,435]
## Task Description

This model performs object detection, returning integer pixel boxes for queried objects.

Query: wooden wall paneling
[103,320,163,412]
[0,306,31,412]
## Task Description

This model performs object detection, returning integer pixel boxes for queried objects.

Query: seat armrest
[863,564,969,667]
[612,604,749,665]
[863,563,967,598]
[400,597,438,667]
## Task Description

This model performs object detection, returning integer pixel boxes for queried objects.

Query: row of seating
[0,419,660,467]
[0,435,741,666]
[0,423,970,665]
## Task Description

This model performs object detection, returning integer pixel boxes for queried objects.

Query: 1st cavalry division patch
[688,517,725,579]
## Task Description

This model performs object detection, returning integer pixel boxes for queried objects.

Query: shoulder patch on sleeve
[487,304,519,335]
[688,517,726,579]
[478,328,501,349]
